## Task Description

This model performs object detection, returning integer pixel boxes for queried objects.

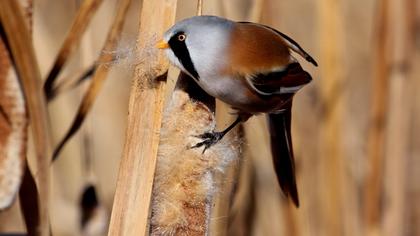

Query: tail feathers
[267,104,299,207]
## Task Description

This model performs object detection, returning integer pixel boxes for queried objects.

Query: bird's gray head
[157,16,234,80]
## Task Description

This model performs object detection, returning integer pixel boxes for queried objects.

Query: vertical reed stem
[318,0,349,235]
[107,0,177,235]
[382,0,413,234]
[364,1,389,234]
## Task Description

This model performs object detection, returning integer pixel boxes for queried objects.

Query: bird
[156,15,317,207]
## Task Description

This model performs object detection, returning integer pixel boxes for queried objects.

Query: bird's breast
[196,76,249,104]
[196,75,290,114]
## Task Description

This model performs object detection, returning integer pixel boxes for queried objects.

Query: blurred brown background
[1,0,419,235]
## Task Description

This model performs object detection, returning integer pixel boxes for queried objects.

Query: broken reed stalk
[51,0,131,161]
[0,1,52,235]
[107,0,177,235]
[44,0,103,99]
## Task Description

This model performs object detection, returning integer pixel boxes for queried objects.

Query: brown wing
[227,22,293,76]
[237,22,318,67]
[267,101,299,207]
[248,62,312,96]
[227,23,314,96]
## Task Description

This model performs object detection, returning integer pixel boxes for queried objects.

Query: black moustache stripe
[168,32,200,80]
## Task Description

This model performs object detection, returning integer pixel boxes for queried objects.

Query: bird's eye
[177,34,186,41]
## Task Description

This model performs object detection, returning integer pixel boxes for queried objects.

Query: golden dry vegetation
[0,0,419,235]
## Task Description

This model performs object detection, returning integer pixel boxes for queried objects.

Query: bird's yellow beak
[156,40,169,49]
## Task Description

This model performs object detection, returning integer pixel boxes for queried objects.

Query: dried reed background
[0,0,419,235]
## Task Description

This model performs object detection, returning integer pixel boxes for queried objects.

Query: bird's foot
[190,131,225,153]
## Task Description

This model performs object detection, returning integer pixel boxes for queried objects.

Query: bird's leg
[191,116,242,153]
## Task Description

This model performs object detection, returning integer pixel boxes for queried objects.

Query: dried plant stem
[318,0,354,235]
[44,0,103,98]
[382,0,413,234]
[364,0,389,233]
[52,0,131,161]
[107,0,177,235]
[248,0,264,23]
[0,1,51,235]
[196,0,203,15]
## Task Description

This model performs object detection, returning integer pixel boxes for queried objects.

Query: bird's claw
[191,131,224,153]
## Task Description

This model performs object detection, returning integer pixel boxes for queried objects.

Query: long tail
[267,102,299,207]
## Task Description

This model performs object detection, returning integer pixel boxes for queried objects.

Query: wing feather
[246,63,312,96]
[238,22,318,66]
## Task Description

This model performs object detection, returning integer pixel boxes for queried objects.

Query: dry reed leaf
[52,0,131,161]
[0,1,52,235]
[48,64,96,101]
[107,0,178,235]
[44,0,103,99]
